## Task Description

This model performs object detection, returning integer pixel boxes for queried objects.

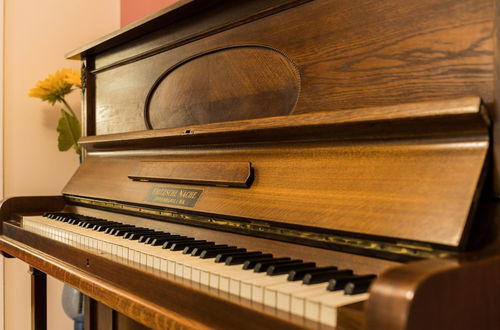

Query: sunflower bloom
[64,69,81,87]
[29,68,82,155]
[28,68,81,105]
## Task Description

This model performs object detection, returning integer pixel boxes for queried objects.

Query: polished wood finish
[2,1,500,329]
[73,0,495,136]
[65,99,489,248]
[128,161,253,188]
[79,96,489,151]
[71,0,500,194]
[146,46,300,129]
[30,267,47,330]
[367,253,500,330]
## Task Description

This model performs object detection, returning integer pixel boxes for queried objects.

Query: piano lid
[64,97,490,253]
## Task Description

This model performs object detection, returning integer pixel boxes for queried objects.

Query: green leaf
[57,109,81,155]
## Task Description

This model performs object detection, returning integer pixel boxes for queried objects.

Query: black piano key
[344,278,375,295]
[101,223,123,234]
[125,230,157,240]
[225,253,273,266]
[327,274,377,291]
[83,220,107,228]
[144,234,175,244]
[162,237,195,249]
[267,262,316,276]
[215,251,262,263]
[190,245,231,256]
[170,240,211,251]
[94,223,124,232]
[149,235,183,246]
[200,248,246,259]
[139,233,172,243]
[183,243,217,254]
[113,227,140,236]
[56,214,71,222]
[104,225,126,234]
[302,269,353,285]
[242,257,283,270]
[79,220,104,228]
[287,266,338,281]
[107,225,135,235]
[116,227,150,235]
[254,258,300,273]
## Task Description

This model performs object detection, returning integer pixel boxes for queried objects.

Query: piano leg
[84,296,97,330]
[29,266,46,330]
[84,295,149,330]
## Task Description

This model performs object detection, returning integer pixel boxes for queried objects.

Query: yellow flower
[28,68,81,105]
[64,69,81,87]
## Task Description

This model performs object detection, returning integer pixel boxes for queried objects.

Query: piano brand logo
[146,186,203,207]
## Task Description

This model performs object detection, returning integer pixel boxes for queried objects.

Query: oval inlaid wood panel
[145,46,300,129]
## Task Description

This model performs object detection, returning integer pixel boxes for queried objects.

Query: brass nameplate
[145,186,203,207]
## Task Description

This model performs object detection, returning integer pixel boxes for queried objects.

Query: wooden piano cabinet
[2,0,500,328]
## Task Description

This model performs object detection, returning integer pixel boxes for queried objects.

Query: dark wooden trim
[67,0,311,63]
[84,296,97,330]
[493,0,500,195]
[30,267,47,330]
[82,58,96,138]
[79,97,488,152]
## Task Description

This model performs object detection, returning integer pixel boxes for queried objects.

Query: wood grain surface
[65,98,491,248]
[128,161,253,187]
[73,0,500,196]
[81,0,494,136]
[146,46,300,129]
[8,0,498,328]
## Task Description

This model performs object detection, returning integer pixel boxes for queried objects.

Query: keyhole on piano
[86,258,90,267]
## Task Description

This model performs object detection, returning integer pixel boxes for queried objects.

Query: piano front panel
[90,0,494,135]
[65,133,488,247]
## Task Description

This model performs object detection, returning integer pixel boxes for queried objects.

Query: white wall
[3,1,120,329]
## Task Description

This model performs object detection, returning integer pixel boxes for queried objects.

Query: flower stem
[61,98,78,118]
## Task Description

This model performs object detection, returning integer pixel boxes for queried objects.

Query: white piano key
[22,216,370,328]
[176,263,184,277]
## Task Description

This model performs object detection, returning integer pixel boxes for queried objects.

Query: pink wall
[121,0,179,26]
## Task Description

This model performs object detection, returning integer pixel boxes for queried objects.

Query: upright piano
[1,0,499,329]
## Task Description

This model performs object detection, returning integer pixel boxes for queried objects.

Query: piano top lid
[66,0,201,59]
[65,0,305,60]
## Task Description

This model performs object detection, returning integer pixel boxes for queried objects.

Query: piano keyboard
[23,213,375,327]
